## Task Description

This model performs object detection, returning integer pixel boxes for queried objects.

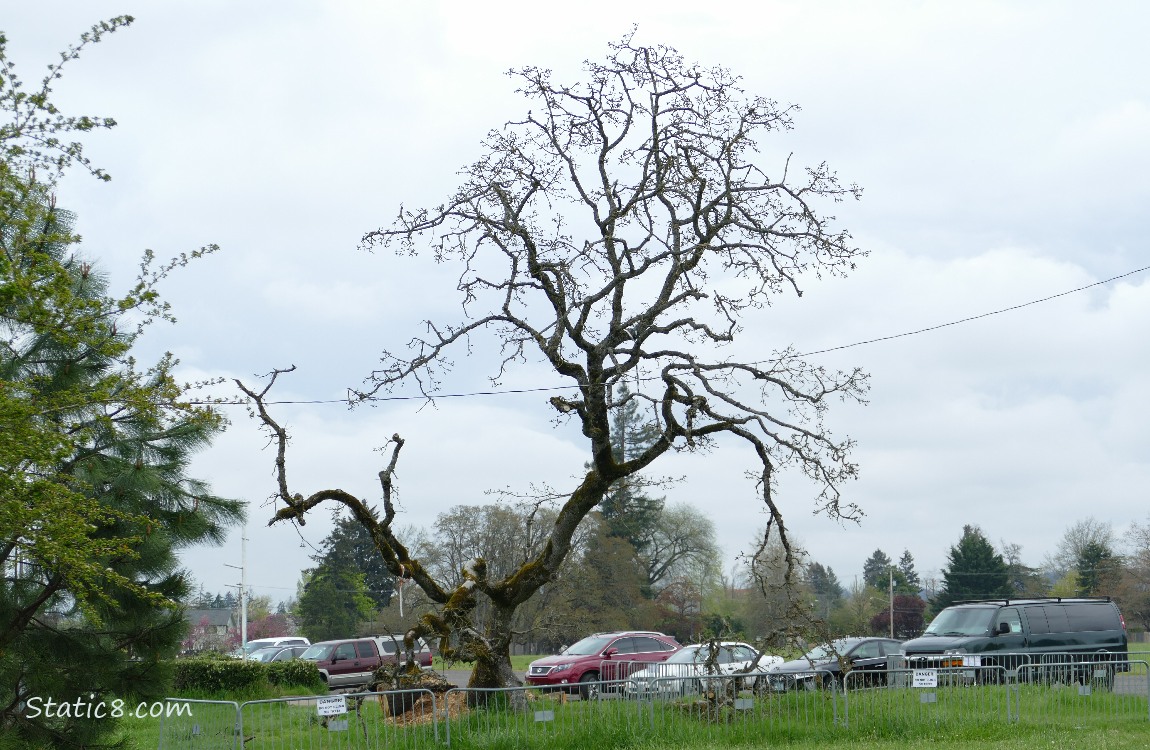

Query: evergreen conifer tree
[862,549,893,589]
[934,525,1011,609]
[898,550,921,594]
[599,384,665,553]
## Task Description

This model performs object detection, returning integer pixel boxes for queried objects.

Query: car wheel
[579,671,599,700]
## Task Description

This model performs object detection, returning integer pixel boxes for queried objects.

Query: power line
[199,263,1149,407]
[797,263,1150,357]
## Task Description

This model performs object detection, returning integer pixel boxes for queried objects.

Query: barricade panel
[157,698,240,750]
[238,689,438,749]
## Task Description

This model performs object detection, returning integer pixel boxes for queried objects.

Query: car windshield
[801,640,852,661]
[924,607,996,636]
[562,636,614,656]
[248,648,280,662]
[666,647,706,664]
[666,645,747,665]
[300,644,334,660]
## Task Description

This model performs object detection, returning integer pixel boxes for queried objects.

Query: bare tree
[642,502,721,590]
[241,33,866,689]
[1043,517,1116,581]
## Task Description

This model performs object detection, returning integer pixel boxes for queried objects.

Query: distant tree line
[270,511,1150,654]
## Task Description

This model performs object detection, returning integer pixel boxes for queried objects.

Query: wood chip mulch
[377,690,469,726]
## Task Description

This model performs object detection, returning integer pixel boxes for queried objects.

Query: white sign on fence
[912,670,938,688]
[316,696,348,717]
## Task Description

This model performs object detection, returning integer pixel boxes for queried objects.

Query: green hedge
[267,659,325,691]
[172,657,324,694]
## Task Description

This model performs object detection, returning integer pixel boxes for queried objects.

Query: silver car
[625,642,783,697]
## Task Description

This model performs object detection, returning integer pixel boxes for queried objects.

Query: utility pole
[889,568,894,638]
[225,528,248,655]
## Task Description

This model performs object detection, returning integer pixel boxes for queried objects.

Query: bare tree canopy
[243,33,867,688]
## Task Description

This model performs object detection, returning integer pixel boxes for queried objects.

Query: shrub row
[172,657,325,694]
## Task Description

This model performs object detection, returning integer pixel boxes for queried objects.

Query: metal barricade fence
[443,682,649,748]
[237,689,438,749]
[156,656,1150,747]
[843,666,1014,731]
[597,659,663,684]
[157,699,240,750]
[1014,658,1149,726]
[639,672,843,744]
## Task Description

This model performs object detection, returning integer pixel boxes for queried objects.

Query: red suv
[525,631,680,698]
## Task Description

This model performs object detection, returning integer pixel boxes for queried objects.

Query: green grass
[433,653,544,673]
[121,676,1149,749]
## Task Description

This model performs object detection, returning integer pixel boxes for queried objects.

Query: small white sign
[912,670,938,688]
[327,719,349,732]
[962,655,981,667]
[533,710,555,723]
[316,696,348,717]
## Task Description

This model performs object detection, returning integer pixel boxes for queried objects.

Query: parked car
[765,637,902,691]
[248,644,310,663]
[371,633,434,669]
[624,641,783,698]
[234,636,310,659]
[526,631,681,698]
[901,597,1128,683]
[300,638,383,688]
[300,635,434,689]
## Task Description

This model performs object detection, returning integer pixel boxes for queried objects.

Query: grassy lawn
[121,679,1148,749]
[432,653,544,673]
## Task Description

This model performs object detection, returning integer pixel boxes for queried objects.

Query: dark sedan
[764,637,902,691]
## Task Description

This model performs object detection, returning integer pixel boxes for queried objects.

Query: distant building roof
[185,608,236,629]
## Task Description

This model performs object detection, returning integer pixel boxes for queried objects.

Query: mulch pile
[377,689,469,725]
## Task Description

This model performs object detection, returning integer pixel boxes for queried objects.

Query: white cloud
[5,0,1149,600]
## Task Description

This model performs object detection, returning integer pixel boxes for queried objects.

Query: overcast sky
[7,1,1149,606]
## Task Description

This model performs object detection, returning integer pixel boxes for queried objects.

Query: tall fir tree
[1075,540,1119,597]
[313,512,396,609]
[296,567,375,642]
[934,525,1012,609]
[295,513,397,639]
[897,550,921,594]
[862,549,893,589]
[599,383,664,553]
[806,562,844,620]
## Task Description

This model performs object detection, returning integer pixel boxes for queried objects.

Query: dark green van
[901,598,1127,678]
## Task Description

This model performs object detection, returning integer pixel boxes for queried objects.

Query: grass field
[124,675,1148,750]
